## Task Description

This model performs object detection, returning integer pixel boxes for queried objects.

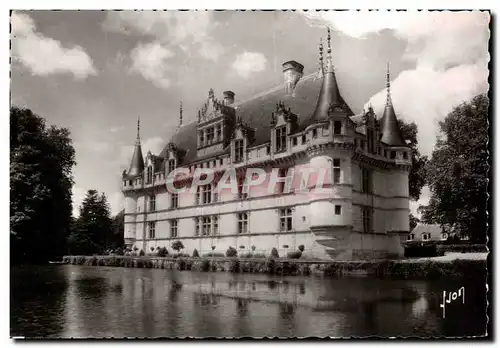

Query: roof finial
[318,36,324,78]
[386,62,392,106]
[135,116,141,145]
[179,101,183,128]
[326,26,333,73]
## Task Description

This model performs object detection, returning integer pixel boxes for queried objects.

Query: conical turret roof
[127,117,145,177]
[310,28,352,123]
[379,64,406,146]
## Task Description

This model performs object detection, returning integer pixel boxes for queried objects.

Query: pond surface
[10,265,487,338]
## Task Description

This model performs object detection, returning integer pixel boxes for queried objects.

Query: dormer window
[206,127,215,144]
[216,124,222,142]
[234,139,244,163]
[199,132,205,147]
[146,166,153,184]
[312,128,318,139]
[168,159,175,173]
[334,121,342,135]
[275,126,287,153]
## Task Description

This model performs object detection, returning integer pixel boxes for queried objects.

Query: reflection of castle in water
[59,268,448,337]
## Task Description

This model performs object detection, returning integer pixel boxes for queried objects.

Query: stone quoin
[121,29,412,260]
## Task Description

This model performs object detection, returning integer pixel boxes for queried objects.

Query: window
[213,216,219,235]
[146,166,153,184]
[275,126,287,153]
[403,152,408,160]
[335,205,341,215]
[202,216,211,236]
[238,213,249,234]
[266,145,271,155]
[384,150,388,158]
[216,125,222,142]
[422,233,431,241]
[234,139,244,163]
[206,127,215,144]
[362,207,372,233]
[279,208,293,232]
[219,158,224,166]
[334,121,342,135]
[149,194,156,212]
[407,233,415,241]
[301,134,307,144]
[148,221,156,239]
[333,159,341,184]
[195,217,200,236]
[128,180,132,186]
[361,168,372,193]
[292,137,298,146]
[212,183,218,203]
[367,130,374,153]
[361,140,365,150]
[441,232,448,241]
[312,128,318,139]
[390,151,396,159]
[199,131,204,147]
[168,159,175,173]
[213,160,217,168]
[202,184,212,204]
[238,177,248,199]
[171,193,178,208]
[170,219,178,238]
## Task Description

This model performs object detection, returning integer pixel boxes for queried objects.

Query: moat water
[11,265,487,338]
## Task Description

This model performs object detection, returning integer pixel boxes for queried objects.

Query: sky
[10,10,490,218]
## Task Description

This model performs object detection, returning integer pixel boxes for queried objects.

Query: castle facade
[121,32,411,260]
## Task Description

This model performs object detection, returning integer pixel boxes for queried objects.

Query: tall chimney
[223,91,235,105]
[282,60,304,95]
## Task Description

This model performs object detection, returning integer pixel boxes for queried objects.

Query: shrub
[283,245,289,249]
[271,248,279,258]
[201,259,210,271]
[192,249,200,257]
[287,251,302,259]
[157,247,168,257]
[115,247,124,256]
[133,246,138,252]
[172,240,185,253]
[298,245,305,252]
[211,245,216,251]
[202,252,225,258]
[226,246,238,257]
[405,244,439,258]
[139,249,145,256]
[150,247,155,252]
[239,245,245,249]
[251,245,256,252]
[173,253,190,258]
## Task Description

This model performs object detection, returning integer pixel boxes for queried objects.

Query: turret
[310,27,350,123]
[379,63,406,146]
[127,117,145,177]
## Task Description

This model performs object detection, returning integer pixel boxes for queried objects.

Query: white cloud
[72,186,87,218]
[231,52,267,79]
[130,42,175,89]
[119,136,165,170]
[104,11,223,62]
[11,12,97,79]
[108,191,125,216]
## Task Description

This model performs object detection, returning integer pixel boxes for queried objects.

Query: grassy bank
[62,255,487,279]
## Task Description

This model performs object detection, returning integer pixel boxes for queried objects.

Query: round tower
[122,117,145,250]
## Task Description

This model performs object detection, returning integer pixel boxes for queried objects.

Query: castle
[122,30,412,260]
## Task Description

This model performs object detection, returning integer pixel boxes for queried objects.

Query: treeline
[10,107,123,264]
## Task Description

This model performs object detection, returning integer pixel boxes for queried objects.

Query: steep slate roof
[126,119,145,177]
[379,101,406,146]
[412,224,444,237]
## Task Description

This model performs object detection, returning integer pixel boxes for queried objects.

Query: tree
[171,240,184,254]
[409,213,419,231]
[422,94,489,243]
[399,120,429,201]
[108,209,124,249]
[10,107,76,263]
[68,190,113,255]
